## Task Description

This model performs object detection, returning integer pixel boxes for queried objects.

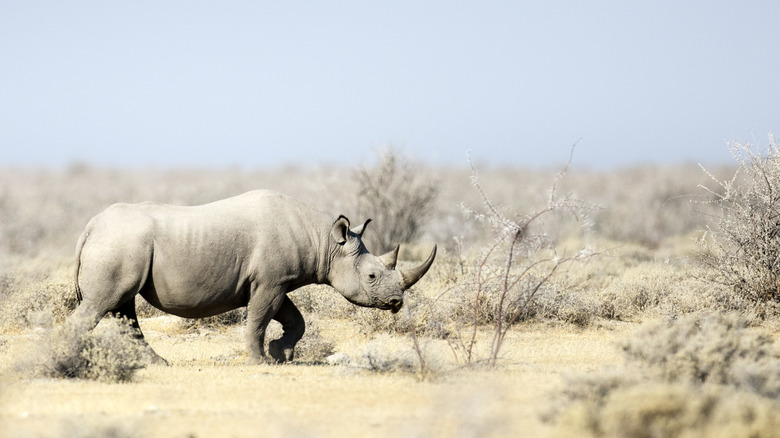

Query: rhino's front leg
[268,296,305,363]
[244,288,286,365]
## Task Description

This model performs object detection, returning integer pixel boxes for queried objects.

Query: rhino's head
[326,216,436,313]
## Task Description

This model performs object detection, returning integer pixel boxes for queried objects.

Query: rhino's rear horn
[378,245,400,269]
[400,245,437,289]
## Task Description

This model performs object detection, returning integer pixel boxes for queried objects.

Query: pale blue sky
[1,1,778,169]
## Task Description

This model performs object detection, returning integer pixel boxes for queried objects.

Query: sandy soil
[0,319,631,438]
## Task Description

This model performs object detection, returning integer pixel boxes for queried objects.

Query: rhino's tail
[73,229,90,303]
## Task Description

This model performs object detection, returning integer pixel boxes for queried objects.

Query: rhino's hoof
[269,340,294,364]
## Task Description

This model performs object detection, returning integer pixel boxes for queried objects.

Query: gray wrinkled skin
[66,190,436,365]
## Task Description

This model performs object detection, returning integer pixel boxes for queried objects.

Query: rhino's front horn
[400,245,437,289]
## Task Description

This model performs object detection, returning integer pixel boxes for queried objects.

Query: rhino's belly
[140,271,250,319]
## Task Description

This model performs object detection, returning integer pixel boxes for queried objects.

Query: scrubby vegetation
[3,140,780,436]
[38,315,149,382]
[698,136,780,304]
[551,313,780,437]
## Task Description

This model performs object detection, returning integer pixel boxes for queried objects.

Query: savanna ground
[3,146,780,437]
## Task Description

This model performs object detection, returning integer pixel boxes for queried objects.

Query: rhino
[64,190,436,365]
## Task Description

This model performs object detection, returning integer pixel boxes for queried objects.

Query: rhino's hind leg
[112,298,168,365]
[268,296,305,364]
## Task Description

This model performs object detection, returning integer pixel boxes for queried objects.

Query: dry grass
[0,321,629,438]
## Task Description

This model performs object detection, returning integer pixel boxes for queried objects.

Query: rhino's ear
[330,216,350,245]
[350,219,371,237]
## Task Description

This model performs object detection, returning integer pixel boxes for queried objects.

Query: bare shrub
[42,315,148,382]
[354,147,438,253]
[443,149,597,366]
[698,136,780,304]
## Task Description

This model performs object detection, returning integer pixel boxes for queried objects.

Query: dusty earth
[0,317,630,438]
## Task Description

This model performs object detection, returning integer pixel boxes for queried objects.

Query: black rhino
[65,190,436,365]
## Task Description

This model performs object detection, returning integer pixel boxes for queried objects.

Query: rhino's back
[136,189,303,278]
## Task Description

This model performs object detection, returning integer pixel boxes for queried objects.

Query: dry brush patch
[0,258,77,332]
[551,312,780,437]
[21,315,150,383]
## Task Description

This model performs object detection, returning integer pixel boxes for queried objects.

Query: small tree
[354,147,438,253]
[699,136,780,304]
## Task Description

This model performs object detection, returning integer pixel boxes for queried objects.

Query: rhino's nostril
[389,298,403,313]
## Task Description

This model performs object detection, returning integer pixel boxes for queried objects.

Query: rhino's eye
[368,273,376,281]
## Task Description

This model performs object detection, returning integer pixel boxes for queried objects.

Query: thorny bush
[699,136,780,305]
[443,147,598,366]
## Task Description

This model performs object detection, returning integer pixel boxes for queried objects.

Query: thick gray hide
[67,190,436,365]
